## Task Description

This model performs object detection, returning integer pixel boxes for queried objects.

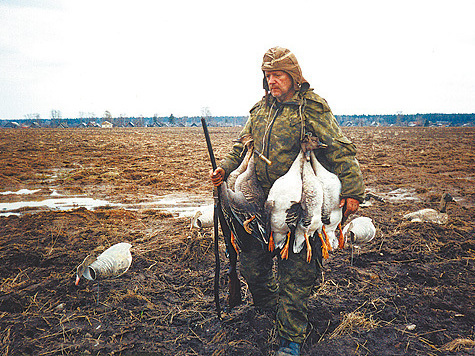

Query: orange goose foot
[280,232,291,260]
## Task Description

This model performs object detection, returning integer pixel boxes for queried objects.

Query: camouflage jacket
[220,89,365,202]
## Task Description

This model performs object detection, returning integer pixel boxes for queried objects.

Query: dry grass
[329,311,379,339]
[441,338,475,352]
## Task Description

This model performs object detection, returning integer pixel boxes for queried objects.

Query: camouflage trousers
[239,235,322,344]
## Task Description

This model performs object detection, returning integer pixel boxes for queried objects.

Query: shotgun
[201,118,242,318]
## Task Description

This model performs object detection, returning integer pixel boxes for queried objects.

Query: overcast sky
[1,0,474,119]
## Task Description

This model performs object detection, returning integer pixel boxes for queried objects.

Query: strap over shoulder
[298,90,332,143]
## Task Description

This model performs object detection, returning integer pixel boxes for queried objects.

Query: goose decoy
[342,216,376,248]
[403,192,454,224]
[309,150,344,250]
[294,158,324,262]
[75,242,132,285]
[265,151,305,259]
[190,204,214,230]
[75,254,97,285]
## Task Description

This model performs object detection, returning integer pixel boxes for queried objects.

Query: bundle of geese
[218,134,348,263]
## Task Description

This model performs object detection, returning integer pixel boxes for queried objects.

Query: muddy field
[0,126,474,356]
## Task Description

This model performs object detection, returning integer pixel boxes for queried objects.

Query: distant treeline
[1,113,474,128]
[1,116,247,128]
[337,113,475,127]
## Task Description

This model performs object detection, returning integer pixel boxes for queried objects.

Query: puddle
[0,190,212,218]
[385,188,421,202]
[365,187,421,203]
[125,194,213,217]
[1,189,42,195]
[0,197,120,216]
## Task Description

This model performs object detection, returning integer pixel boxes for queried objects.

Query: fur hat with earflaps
[261,46,310,93]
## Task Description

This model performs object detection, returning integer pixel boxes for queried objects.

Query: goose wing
[403,208,445,223]
[220,182,267,250]
[235,153,266,209]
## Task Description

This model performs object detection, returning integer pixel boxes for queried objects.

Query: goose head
[300,133,327,160]
[75,254,97,285]
[438,193,454,213]
[239,134,254,149]
[233,134,254,154]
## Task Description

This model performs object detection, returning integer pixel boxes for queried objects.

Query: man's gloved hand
[210,167,225,187]
[339,197,360,219]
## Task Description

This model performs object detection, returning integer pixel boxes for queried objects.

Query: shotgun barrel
[201,117,222,319]
[201,118,242,316]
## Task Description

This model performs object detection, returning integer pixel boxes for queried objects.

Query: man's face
[265,70,294,102]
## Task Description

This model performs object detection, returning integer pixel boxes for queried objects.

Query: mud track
[0,127,474,355]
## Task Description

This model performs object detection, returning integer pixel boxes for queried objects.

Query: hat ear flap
[263,75,269,91]
[299,81,310,93]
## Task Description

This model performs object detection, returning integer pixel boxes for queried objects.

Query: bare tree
[201,106,211,117]
[201,107,214,125]
[50,110,62,127]
[103,110,112,123]
[24,113,41,120]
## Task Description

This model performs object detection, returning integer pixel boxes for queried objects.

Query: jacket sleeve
[218,116,251,178]
[305,100,365,202]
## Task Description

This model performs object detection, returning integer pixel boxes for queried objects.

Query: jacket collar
[266,89,309,107]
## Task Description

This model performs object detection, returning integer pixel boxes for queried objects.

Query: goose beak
[75,254,94,286]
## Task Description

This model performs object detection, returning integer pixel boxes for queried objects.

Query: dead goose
[309,150,344,250]
[234,148,266,210]
[227,140,254,191]
[294,158,324,262]
[219,145,267,253]
[403,192,454,224]
[265,151,304,259]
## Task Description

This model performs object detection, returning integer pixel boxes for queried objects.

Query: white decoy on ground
[403,193,454,224]
[309,150,344,251]
[75,255,97,285]
[342,216,376,248]
[190,204,214,230]
[294,157,324,262]
[75,242,132,285]
[265,151,305,259]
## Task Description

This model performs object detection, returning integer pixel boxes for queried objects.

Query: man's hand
[210,167,225,187]
[339,197,360,218]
